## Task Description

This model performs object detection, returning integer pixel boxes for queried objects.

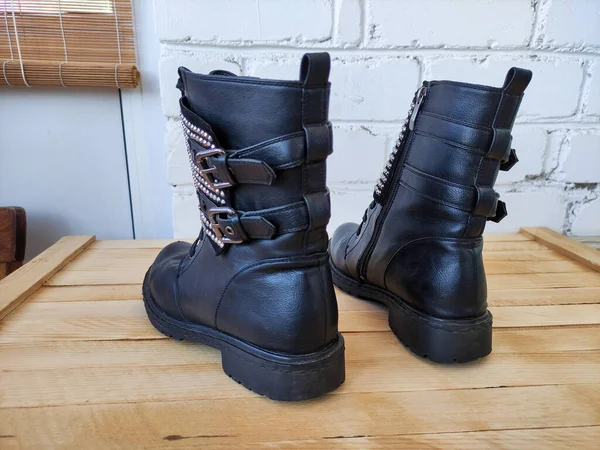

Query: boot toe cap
[329,222,359,274]
[147,241,191,321]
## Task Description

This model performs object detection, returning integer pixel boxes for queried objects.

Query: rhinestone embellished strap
[180,96,313,249]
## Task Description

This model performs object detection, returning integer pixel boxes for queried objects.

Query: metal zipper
[358,83,428,281]
[374,84,428,198]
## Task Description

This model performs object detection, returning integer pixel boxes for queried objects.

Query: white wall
[0,88,134,259]
[155,0,600,237]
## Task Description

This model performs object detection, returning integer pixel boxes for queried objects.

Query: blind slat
[1,1,138,88]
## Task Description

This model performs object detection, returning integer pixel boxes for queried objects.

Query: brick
[488,187,567,233]
[329,188,374,233]
[156,0,332,43]
[328,126,388,184]
[337,0,362,45]
[497,127,547,184]
[429,57,585,118]
[329,57,420,120]
[586,70,600,116]
[571,197,600,235]
[159,53,242,117]
[563,133,600,183]
[245,56,301,80]
[173,188,200,238]
[166,120,193,186]
[544,0,600,48]
[369,0,532,47]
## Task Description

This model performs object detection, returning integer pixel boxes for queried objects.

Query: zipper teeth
[359,85,426,280]
[374,85,426,199]
[373,112,411,197]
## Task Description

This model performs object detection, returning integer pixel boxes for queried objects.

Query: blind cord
[9,0,30,87]
[112,0,122,89]
[57,0,68,87]
[3,0,13,85]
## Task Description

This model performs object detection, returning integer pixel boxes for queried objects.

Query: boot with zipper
[143,53,345,401]
[330,68,532,363]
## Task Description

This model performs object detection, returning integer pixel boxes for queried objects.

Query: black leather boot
[142,53,345,401]
[330,68,532,363]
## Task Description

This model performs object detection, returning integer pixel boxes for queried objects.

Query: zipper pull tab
[409,85,428,131]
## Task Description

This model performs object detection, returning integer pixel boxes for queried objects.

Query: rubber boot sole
[331,261,492,363]
[142,271,345,401]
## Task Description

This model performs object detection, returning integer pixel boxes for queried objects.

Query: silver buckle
[195,148,233,191]
[207,207,243,244]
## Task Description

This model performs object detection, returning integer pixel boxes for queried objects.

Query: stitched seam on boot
[382,236,483,290]
[213,254,327,330]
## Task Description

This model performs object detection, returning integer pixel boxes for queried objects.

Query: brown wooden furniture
[0,227,599,448]
[0,207,26,280]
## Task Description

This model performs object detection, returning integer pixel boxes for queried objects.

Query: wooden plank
[487,272,600,290]
[490,304,600,327]
[484,240,549,251]
[482,232,533,241]
[2,300,599,343]
[522,227,600,272]
[0,235,96,321]
[31,284,600,307]
[487,287,600,307]
[1,385,598,447]
[29,285,142,303]
[483,250,565,261]
[3,329,599,372]
[3,350,600,408]
[92,238,192,249]
[46,254,597,287]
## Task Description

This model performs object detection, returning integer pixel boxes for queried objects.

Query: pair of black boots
[143,53,532,401]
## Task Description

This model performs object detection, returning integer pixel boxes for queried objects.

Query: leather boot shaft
[144,53,345,400]
[330,67,532,363]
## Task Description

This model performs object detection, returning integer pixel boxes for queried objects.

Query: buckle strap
[198,189,309,247]
[401,165,505,221]
[414,113,492,150]
[209,153,276,186]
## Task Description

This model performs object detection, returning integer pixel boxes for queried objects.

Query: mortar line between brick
[160,43,600,59]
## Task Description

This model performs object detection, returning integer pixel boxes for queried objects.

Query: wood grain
[0,235,96,321]
[1,230,600,448]
[45,253,597,287]
[522,227,600,272]
[1,385,598,448]
[2,300,599,344]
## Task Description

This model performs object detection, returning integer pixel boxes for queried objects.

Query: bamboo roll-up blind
[1,0,139,88]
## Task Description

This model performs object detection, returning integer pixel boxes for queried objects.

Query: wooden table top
[1,227,599,449]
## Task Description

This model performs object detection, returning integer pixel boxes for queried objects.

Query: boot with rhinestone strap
[143,53,345,400]
[330,68,532,363]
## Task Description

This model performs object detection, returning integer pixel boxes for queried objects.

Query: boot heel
[388,303,492,363]
[221,336,345,401]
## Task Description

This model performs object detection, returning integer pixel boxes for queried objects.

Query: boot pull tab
[300,52,331,87]
[502,67,533,95]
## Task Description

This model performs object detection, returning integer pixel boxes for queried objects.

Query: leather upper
[331,68,532,320]
[148,53,339,354]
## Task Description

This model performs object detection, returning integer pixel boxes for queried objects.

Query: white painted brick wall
[156,0,600,237]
